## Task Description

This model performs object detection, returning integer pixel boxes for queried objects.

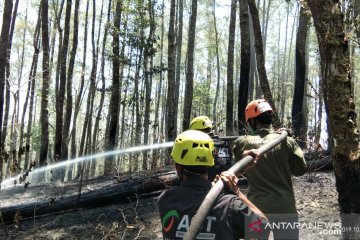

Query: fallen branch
[0,171,179,223]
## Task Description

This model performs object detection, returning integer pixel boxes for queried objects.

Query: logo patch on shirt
[162,210,179,232]
[162,210,217,239]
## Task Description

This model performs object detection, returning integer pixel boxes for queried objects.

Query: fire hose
[183,130,289,240]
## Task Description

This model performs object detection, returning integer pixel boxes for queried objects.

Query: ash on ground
[0,171,340,240]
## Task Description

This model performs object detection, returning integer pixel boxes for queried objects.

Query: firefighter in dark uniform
[233,99,307,240]
[189,116,233,181]
[158,130,269,240]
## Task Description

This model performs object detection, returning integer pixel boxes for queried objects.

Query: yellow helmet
[171,130,214,167]
[189,116,213,131]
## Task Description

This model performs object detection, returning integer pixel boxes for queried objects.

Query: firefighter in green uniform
[189,116,233,181]
[233,99,307,240]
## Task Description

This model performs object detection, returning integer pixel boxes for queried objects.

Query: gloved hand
[277,127,292,137]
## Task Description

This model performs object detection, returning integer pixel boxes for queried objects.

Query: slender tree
[153,0,165,146]
[354,0,360,43]
[165,0,176,141]
[24,6,41,170]
[212,0,221,131]
[119,48,133,150]
[279,2,290,122]
[173,0,183,135]
[314,76,323,146]
[114,13,128,150]
[182,0,197,131]
[238,0,251,132]
[54,0,65,102]
[70,0,89,180]
[105,0,122,175]
[39,0,51,167]
[54,0,72,167]
[248,14,256,100]
[292,5,310,148]
[143,0,156,148]
[0,0,13,153]
[19,1,30,157]
[248,0,280,127]
[134,2,144,150]
[61,0,79,163]
[263,0,271,58]
[226,0,237,135]
[84,0,103,178]
[2,0,20,150]
[93,0,111,154]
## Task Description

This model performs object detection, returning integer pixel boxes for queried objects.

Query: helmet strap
[248,119,257,132]
[175,164,208,181]
[183,168,205,177]
[175,163,184,182]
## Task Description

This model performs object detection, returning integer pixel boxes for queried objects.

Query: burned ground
[0,171,340,240]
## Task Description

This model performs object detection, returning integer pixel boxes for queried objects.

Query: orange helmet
[245,99,273,122]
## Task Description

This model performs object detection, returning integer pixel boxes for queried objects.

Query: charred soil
[0,171,339,240]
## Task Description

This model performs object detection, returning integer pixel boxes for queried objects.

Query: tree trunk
[61,0,79,163]
[119,84,128,151]
[90,0,104,157]
[238,0,251,132]
[226,0,236,135]
[285,4,298,123]
[105,0,122,175]
[2,0,19,150]
[2,74,10,151]
[119,46,132,150]
[206,45,212,117]
[248,0,280,127]
[39,0,51,167]
[84,0,103,179]
[153,0,165,148]
[134,28,144,150]
[114,19,127,150]
[93,0,111,155]
[212,0,221,132]
[292,6,310,149]
[24,8,41,170]
[55,0,72,162]
[173,0,183,136]
[49,0,62,77]
[305,1,360,238]
[248,11,256,101]
[182,0,197,131]
[53,0,72,181]
[314,78,323,145]
[279,3,290,123]
[354,0,360,43]
[70,0,89,181]
[165,0,176,141]
[143,0,156,170]
[54,0,65,113]
[19,1,29,154]
[0,0,13,154]
[133,47,143,171]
